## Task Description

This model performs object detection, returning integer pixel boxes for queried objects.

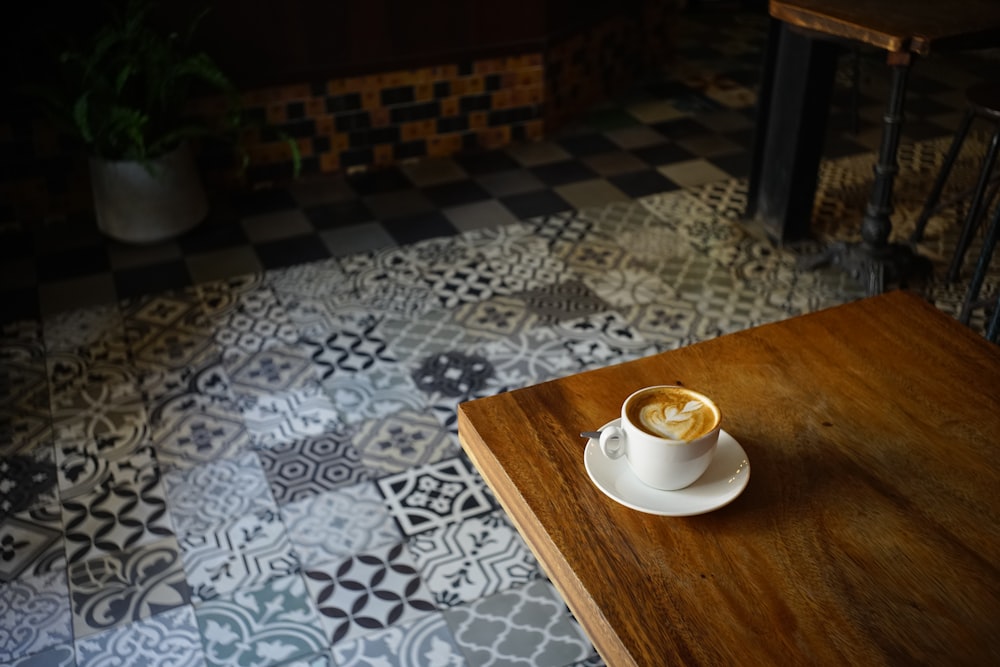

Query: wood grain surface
[769,0,1000,54]
[457,291,1000,666]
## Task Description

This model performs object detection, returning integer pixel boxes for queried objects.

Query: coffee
[625,386,720,441]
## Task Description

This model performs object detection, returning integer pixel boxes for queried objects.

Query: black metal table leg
[804,53,932,294]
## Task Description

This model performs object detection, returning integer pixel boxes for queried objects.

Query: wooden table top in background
[457,291,1000,666]
[770,0,1000,54]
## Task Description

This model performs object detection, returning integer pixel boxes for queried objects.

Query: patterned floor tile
[255,429,374,505]
[56,441,159,501]
[407,510,543,609]
[353,408,460,475]
[75,605,206,667]
[0,503,64,583]
[300,310,397,382]
[42,304,131,398]
[443,579,592,667]
[122,290,219,378]
[0,566,72,663]
[234,384,342,450]
[281,481,401,569]
[9,644,76,667]
[331,612,467,666]
[195,574,327,667]
[67,536,191,639]
[303,541,437,645]
[61,473,174,565]
[50,380,148,451]
[179,507,298,603]
[143,358,251,471]
[377,456,497,538]
[0,447,58,516]
[163,451,276,537]
[321,366,428,427]
[197,277,302,355]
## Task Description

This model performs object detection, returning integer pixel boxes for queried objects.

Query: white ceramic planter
[89,141,208,244]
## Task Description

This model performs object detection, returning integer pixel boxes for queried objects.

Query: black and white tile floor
[2,8,998,667]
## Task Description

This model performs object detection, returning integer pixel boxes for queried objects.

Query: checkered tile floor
[3,8,999,667]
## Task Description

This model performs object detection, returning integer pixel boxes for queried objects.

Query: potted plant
[32,0,276,243]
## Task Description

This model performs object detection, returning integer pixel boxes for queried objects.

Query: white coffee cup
[599,385,722,490]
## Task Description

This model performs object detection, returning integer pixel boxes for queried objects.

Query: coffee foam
[626,387,719,441]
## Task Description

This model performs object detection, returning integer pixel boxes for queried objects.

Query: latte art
[625,386,720,441]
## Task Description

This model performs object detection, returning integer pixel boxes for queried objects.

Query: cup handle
[598,426,626,459]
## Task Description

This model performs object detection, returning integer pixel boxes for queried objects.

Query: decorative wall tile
[303,541,437,645]
[0,567,72,663]
[61,474,173,565]
[407,510,542,608]
[353,408,459,474]
[194,574,327,667]
[163,451,275,537]
[256,429,373,505]
[67,536,191,639]
[331,612,467,666]
[0,503,64,582]
[377,456,496,537]
[281,482,401,568]
[443,579,592,667]
[179,507,297,603]
[75,605,206,667]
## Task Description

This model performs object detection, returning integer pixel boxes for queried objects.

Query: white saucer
[584,419,750,516]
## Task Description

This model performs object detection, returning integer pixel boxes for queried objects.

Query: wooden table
[457,291,1000,666]
[746,0,1000,291]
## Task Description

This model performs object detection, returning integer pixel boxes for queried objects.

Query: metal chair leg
[959,198,1000,325]
[987,293,1000,343]
[946,128,1000,283]
[911,109,976,244]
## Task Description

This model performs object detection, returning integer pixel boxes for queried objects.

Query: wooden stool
[910,81,1000,283]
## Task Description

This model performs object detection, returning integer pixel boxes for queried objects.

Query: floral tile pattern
[75,605,206,667]
[353,408,460,474]
[194,574,327,667]
[0,503,64,582]
[407,510,543,608]
[67,536,191,639]
[331,612,467,666]
[0,567,73,663]
[281,481,401,568]
[163,451,276,537]
[178,507,298,603]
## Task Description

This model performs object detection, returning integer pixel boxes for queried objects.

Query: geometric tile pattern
[443,579,593,667]
[3,8,999,665]
[303,541,437,645]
